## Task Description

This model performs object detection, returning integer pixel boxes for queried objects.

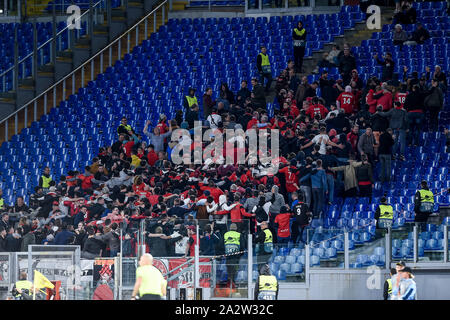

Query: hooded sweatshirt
[208,195,235,225]
[264,186,286,214]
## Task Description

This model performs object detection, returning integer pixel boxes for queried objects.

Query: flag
[34,270,55,290]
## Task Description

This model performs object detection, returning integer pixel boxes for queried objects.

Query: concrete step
[38,64,55,73]
[301,8,396,75]
[57,50,73,59]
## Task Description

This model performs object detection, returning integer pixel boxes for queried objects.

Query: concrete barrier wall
[278,269,450,300]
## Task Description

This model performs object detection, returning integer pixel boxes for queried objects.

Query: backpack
[255,205,268,223]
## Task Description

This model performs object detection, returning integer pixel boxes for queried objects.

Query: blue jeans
[326,174,334,204]
[407,112,424,146]
[277,236,290,245]
[299,186,311,208]
[216,98,230,111]
[393,129,406,156]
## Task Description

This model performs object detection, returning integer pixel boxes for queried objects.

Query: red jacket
[395,92,408,108]
[199,185,224,203]
[306,104,328,119]
[216,203,253,223]
[377,91,393,111]
[279,166,299,193]
[274,213,291,237]
[347,131,359,152]
[247,118,258,130]
[337,92,356,114]
[366,89,379,113]
[147,150,158,166]
[78,174,94,190]
[123,141,134,158]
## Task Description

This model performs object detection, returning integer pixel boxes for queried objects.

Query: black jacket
[404,91,425,112]
[0,235,6,252]
[376,57,395,81]
[411,27,430,44]
[5,234,21,252]
[293,202,311,226]
[82,237,104,256]
[334,113,351,133]
[338,54,357,75]
[356,163,374,183]
[148,236,178,257]
[371,113,389,132]
[378,132,394,155]
[251,84,266,109]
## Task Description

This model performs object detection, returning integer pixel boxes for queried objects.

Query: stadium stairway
[302,6,395,75]
[171,0,189,11]
[24,0,53,16]
[0,0,169,143]
[0,0,168,119]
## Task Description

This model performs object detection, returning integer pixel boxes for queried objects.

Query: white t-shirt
[175,236,190,255]
[311,134,330,155]
[207,114,222,129]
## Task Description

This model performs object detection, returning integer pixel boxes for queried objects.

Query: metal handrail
[165,258,195,281]
[0,0,104,79]
[0,0,168,127]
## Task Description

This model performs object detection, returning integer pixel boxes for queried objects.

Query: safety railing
[187,0,244,11]
[0,0,168,143]
[0,0,107,94]
[22,0,107,16]
[0,0,18,16]
[244,0,343,12]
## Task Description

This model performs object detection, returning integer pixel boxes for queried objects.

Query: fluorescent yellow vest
[379,204,394,220]
[185,95,198,108]
[41,175,52,188]
[259,275,277,291]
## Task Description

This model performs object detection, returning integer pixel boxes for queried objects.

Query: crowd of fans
[0,4,447,263]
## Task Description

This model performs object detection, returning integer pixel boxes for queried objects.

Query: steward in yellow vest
[12,272,33,300]
[292,21,307,73]
[39,167,53,190]
[183,88,199,129]
[117,117,135,136]
[254,264,278,300]
[375,197,394,229]
[414,181,435,223]
[256,46,272,93]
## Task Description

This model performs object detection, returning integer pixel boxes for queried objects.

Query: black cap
[280,206,290,214]
[396,261,406,267]
[400,266,412,273]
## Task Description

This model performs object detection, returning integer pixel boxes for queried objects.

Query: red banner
[153,258,212,289]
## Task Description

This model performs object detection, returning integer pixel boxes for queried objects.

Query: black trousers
[259,72,272,92]
[344,187,358,198]
[274,0,282,7]
[140,294,161,300]
[428,107,440,131]
[226,256,240,284]
[414,212,430,223]
[359,184,372,198]
[294,46,305,73]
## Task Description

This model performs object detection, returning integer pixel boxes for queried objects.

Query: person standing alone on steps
[292,21,307,73]
[256,46,272,93]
